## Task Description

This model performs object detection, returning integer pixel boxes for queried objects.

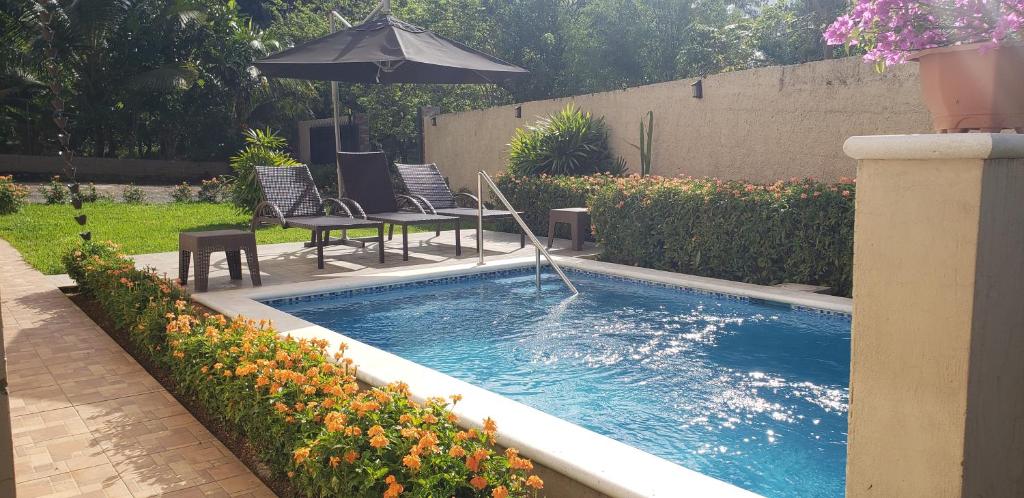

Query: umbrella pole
[324,11,374,249]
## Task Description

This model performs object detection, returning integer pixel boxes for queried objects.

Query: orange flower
[383,475,404,498]
[329,456,341,468]
[469,475,488,490]
[293,447,310,464]
[369,434,388,448]
[368,425,385,437]
[344,450,359,464]
[449,445,466,458]
[526,475,544,489]
[422,413,438,424]
[491,486,508,498]
[402,453,421,471]
[482,417,497,437]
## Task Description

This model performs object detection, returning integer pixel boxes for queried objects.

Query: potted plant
[825,0,1024,133]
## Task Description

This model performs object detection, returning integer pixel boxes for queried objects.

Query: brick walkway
[0,240,275,497]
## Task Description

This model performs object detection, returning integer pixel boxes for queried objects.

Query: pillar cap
[844,134,1024,160]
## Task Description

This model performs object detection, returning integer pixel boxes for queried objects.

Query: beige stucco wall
[845,134,1024,497]
[423,56,932,191]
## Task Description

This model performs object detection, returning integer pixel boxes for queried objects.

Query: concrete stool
[547,207,591,251]
[179,229,261,292]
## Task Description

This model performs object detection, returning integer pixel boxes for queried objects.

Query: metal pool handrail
[477,170,579,295]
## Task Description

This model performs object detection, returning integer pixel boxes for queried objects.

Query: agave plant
[229,127,300,212]
[507,103,626,177]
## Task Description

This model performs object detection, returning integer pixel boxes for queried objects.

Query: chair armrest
[251,201,286,231]
[337,198,368,219]
[406,194,437,214]
[322,197,353,217]
[396,194,427,214]
[453,192,480,208]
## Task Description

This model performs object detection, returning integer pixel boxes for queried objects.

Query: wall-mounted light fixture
[514,105,522,118]
[691,79,703,99]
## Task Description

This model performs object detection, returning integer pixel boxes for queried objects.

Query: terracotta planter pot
[909,43,1024,133]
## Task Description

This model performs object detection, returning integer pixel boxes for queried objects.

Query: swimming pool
[268,268,851,497]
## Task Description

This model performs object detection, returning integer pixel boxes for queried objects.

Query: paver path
[0,240,275,497]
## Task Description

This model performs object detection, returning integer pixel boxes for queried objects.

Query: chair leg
[226,250,242,280]
[547,222,556,249]
[520,228,526,248]
[435,224,441,237]
[377,224,385,264]
[455,219,461,256]
[315,230,324,269]
[244,246,261,287]
[402,224,409,261]
[178,250,190,284]
[388,223,395,241]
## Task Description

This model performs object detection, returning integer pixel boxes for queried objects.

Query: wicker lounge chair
[251,165,385,269]
[337,152,461,261]
[394,162,525,251]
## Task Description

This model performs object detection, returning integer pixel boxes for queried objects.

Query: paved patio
[0,240,274,497]
[135,229,597,294]
[1,229,594,497]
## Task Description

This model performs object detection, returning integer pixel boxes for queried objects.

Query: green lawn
[0,202,388,275]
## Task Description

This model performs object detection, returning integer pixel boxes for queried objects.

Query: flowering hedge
[495,174,856,296]
[64,241,544,498]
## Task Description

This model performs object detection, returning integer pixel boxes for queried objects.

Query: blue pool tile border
[261,266,851,320]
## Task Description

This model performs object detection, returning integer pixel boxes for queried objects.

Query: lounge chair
[394,162,526,251]
[251,165,384,269]
[337,152,461,261]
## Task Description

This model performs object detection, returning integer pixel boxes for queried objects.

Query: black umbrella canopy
[255,16,528,84]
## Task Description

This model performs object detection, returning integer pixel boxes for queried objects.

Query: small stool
[547,207,591,251]
[179,229,261,292]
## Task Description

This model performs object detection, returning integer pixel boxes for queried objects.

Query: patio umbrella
[254,0,527,245]
[255,15,529,84]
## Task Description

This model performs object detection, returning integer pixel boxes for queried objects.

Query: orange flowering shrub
[65,242,545,497]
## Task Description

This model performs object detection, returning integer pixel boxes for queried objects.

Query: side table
[179,229,261,292]
[546,207,591,251]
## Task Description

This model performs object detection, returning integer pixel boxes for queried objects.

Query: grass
[0,202,389,274]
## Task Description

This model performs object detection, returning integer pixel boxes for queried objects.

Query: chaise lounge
[251,165,385,269]
[337,152,461,261]
[394,162,526,251]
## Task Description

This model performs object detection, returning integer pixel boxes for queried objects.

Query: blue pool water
[271,269,850,497]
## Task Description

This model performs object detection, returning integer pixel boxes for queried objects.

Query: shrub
[494,173,615,240]
[0,175,29,214]
[64,242,545,498]
[121,183,146,203]
[198,176,230,203]
[171,182,194,203]
[496,173,856,296]
[507,104,626,177]
[40,176,70,204]
[230,128,300,212]
[80,182,102,203]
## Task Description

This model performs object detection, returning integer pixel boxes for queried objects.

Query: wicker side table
[546,207,591,251]
[179,229,261,292]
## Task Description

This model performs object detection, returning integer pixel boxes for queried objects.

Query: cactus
[639,110,653,177]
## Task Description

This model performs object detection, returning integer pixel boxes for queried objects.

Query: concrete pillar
[843,134,1024,497]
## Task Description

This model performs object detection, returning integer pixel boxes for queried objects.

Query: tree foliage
[1,0,848,163]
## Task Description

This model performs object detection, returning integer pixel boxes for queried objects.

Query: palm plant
[229,127,300,212]
[507,103,626,177]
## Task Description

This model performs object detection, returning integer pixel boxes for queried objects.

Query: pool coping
[195,257,850,498]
